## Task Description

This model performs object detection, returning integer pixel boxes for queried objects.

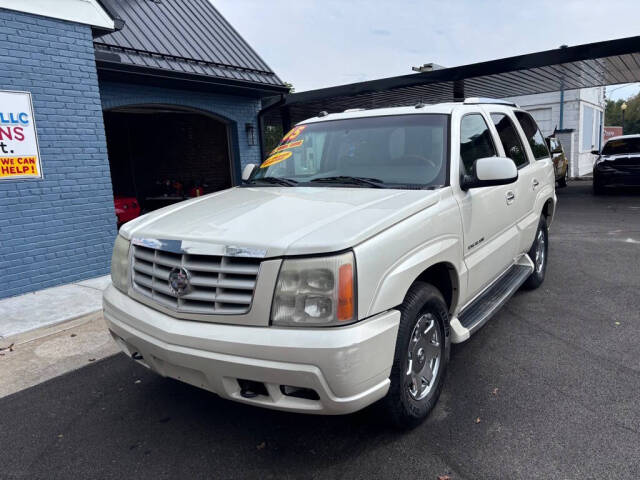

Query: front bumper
[594,166,640,186]
[103,285,400,415]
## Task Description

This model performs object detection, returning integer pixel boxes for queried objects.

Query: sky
[214,0,640,100]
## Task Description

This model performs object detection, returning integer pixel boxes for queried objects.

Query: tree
[260,82,295,157]
[605,92,640,134]
[263,124,284,155]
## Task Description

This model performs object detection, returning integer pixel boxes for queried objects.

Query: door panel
[513,163,540,253]
[458,185,519,300]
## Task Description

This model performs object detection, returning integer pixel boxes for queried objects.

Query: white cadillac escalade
[103,98,556,428]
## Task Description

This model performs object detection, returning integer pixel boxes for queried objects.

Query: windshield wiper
[248,177,298,187]
[308,176,388,188]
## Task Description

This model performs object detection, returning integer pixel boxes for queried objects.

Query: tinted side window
[460,114,496,174]
[515,111,550,160]
[490,113,528,168]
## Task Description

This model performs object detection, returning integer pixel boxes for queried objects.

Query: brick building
[0,0,287,299]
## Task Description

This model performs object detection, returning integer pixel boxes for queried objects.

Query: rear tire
[523,216,548,290]
[382,282,449,429]
[557,168,568,188]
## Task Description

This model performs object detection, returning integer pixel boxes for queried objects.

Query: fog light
[280,385,320,400]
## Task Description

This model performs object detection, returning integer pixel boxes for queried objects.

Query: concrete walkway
[0,312,119,398]
[0,275,111,338]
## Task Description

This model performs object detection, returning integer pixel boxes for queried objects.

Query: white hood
[120,187,441,257]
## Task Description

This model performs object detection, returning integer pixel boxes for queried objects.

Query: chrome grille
[131,245,261,315]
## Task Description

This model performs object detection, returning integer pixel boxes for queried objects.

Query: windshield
[250,114,449,188]
[601,137,640,156]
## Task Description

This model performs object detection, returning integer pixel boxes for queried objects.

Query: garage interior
[103,105,234,213]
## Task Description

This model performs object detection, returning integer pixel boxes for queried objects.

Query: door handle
[506,190,515,205]
[532,179,540,190]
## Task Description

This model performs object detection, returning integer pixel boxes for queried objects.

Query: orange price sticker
[260,150,292,168]
[281,125,307,143]
[270,139,304,155]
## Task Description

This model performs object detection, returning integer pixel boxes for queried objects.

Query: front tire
[593,176,605,195]
[382,282,449,429]
[523,216,548,290]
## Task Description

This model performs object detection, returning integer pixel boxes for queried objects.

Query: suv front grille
[131,245,261,315]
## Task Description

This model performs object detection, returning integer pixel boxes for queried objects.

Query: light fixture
[245,123,256,146]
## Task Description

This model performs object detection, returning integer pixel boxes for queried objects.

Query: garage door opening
[103,105,234,224]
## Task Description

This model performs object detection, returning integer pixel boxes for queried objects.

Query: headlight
[271,251,356,327]
[111,234,131,293]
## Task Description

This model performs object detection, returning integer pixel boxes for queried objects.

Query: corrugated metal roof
[262,35,640,128]
[95,0,285,89]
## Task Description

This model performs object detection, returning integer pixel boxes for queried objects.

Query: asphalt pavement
[1,182,639,480]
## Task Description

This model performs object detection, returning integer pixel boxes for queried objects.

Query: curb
[1,310,102,348]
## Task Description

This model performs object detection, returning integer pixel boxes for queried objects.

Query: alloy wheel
[406,313,441,401]
[535,228,546,274]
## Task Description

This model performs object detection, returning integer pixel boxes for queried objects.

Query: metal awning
[260,34,640,142]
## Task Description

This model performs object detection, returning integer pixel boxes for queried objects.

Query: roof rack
[463,97,519,107]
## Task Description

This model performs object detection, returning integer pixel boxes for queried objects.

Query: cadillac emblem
[168,267,192,296]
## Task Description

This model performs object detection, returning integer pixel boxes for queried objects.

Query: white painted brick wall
[504,87,605,177]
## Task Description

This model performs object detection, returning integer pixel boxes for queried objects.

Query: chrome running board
[450,255,534,343]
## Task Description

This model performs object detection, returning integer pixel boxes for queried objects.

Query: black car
[592,135,640,194]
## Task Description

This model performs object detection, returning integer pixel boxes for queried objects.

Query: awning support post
[281,106,292,133]
[453,79,465,101]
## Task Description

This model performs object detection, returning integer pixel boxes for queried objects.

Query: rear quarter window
[515,111,550,160]
[490,113,528,169]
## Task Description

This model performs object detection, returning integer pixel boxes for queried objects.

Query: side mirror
[241,163,256,181]
[590,149,600,155]
[462,156,518,190]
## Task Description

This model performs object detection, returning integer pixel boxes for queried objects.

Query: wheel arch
[360,235,465,318]
[413,262,460,316]
[542,196,556,226]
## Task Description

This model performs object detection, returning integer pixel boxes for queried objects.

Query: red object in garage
[189,186,204,197]
[114,196,141,227]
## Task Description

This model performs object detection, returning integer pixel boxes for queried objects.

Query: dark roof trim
[283,35,640,106]
[95,42,277,77]
[96,58,290,96]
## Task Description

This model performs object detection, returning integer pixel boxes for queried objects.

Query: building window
[597,110,603,150]
[582,106,595,152]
